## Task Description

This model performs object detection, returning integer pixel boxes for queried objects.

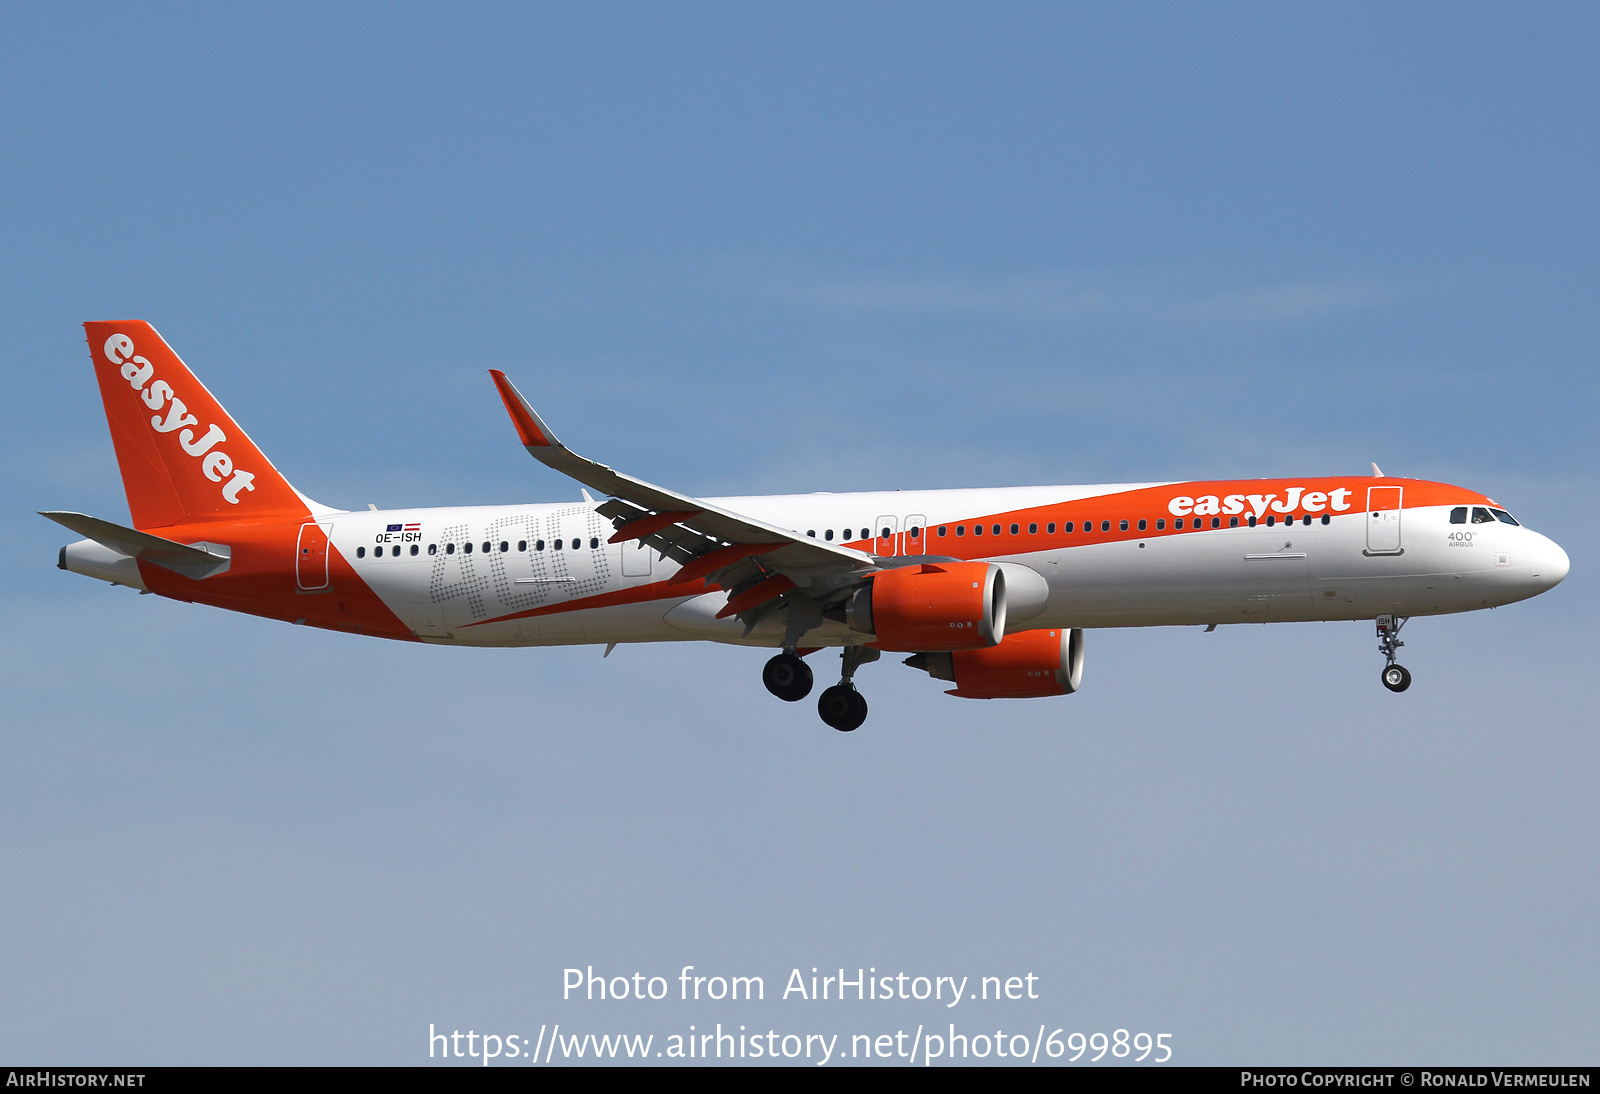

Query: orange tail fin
[84,321,309,530]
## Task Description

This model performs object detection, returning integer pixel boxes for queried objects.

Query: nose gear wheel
[1375,615,1411,693]
[1382,664,1412,692]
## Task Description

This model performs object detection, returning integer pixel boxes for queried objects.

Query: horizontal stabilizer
[39,511,231,580]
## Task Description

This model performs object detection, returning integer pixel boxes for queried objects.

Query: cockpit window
[1471,507,1497,524]
[1491,508,1520,526]
[1449,507,1467,524]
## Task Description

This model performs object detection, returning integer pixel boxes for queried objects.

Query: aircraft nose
[1532,533,1570,589]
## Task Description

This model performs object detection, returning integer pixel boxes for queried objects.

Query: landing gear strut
[1376,614,1411,693]
[817,646,879,732]
[762,651,813,702]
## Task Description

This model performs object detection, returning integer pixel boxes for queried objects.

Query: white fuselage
[329,483,1568,648]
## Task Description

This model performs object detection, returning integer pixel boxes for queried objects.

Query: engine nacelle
[905,627,1085,699]
[844,561,1006,652]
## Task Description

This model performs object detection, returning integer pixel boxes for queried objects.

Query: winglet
[488,370,560,449]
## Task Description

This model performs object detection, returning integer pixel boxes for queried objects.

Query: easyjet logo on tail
[103,333,256,504]
[1168,487,1355,519]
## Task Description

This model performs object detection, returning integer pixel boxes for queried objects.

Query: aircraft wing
[488,372,876,613]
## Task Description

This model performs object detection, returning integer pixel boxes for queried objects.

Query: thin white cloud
[726,267,1398,324]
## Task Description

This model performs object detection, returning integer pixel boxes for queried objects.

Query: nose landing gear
[817,645,879,732]
[1376,614,1411,692]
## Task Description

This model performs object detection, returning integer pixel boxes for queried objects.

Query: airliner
[48,322,1569,731]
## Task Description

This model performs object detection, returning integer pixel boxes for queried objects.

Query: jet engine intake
[904,627,1085,699]
[844,561,1005,652]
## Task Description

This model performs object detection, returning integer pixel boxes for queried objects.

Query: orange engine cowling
[905,627,1085,699]
[845,561,1006,652]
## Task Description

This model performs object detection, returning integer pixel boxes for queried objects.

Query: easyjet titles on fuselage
[1167,488,1354,520]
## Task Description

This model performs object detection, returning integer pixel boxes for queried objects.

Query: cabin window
[500,541,509,553]
[956,525,965,536]
[535,540,545,551]
[807,530,815,538]
[391,545,400,557]
[447,543,456,554]
[1156,519,1166,530]
[1049,522,1058,533]
[1211,517,1221,528]
[1028,523,1038,534]
[937,526,947,537]
[590,537,599,549]
[973,524,983,536]
[1320,514,1331,525]
[464,542,473,553]
[863,528,871,539]
[356,547,365,558]
[1120,519,1129,531]
[825,529,834,541]
[1101,520,1110,532]
[910,527,921,539]
[1010,523,1020,535]
[1247,516,1257,527]
[1265,515,1276,527]
[1229,517,1239,528]
[518,540,527,552]
[1138,519,1147,531]
[410,544,419,556]
[992,524,1001,535]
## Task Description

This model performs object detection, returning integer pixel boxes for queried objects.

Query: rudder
[84,321,309,529]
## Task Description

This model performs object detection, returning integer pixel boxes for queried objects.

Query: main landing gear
[1376,614,1411,693]
[817,646,879,732]
[762,651,814,702]
[766,647,879,731]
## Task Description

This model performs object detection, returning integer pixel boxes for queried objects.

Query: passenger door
[296,523,332,590]
[1366,487,1403,555]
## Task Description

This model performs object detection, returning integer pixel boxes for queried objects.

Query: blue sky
[2,3,1596,1064]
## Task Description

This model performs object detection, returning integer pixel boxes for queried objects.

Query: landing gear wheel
[1381,664,1412,693]
[762,653,813,702]
[818,684,868,732]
